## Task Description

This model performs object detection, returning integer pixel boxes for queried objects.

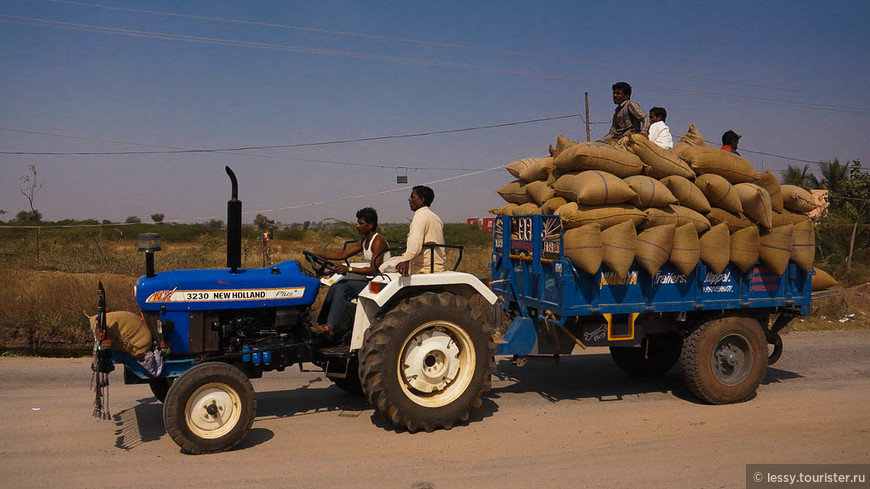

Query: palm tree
[779,164,818,190]
[819,159,848,193]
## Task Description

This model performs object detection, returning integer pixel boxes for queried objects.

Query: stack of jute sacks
[492,125,829,288]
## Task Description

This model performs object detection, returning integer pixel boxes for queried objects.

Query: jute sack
[489,203,519,216]
[525,180,555,205]
[730,226,761,273]
[695,173,743,214]
[707,207,753,232]
[670,223,701,275]
[772,209,811,227]
[635,224,675,276]
[497,180,531,204]
[660,175,712,213]
[672,124,706,158]
[811,267,839,291]
[643,205,711,233]
[552,134,577,158]
[541,196,568,215]
[505,157,553,182]
[556,202,646,229]
[755,171,784,212]
[89,311,152,359]
[623,133,695,180]
[601,220,637,279]
[791,220,815,272]
[512,203,541,215]
[564,223,603,275]
[734,183,773,229]
[759,224,794,275]
[683,146,758,183]
[624,175,678,208]
[553,141,646,177]
[699,223,731,274]
[553,170,638,205]
[781,185,817,213]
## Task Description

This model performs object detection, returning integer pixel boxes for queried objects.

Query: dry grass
[0,233,495,351]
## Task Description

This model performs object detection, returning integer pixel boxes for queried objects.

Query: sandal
[310,323,335,336]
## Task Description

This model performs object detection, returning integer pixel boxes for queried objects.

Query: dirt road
[1,330,868,489]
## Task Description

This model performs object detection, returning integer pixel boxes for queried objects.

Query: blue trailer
[490,215,813,404]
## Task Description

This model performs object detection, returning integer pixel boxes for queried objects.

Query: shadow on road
[489,352,804,405]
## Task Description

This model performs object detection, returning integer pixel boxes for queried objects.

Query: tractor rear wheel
[163,362,256,454]
[681,316,768,404]
[359,292,496,432]
[610,334,683,377]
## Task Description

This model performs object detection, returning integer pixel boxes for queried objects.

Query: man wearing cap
[721,130,741,155]
[600,81,649,144]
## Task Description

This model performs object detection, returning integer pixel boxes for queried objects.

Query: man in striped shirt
[600,81,649,144]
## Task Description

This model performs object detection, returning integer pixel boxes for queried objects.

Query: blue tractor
[91,167,498,454]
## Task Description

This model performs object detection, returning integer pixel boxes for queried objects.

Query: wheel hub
[712,334,752,386]
[402,328,460,393]
[186,385,241,439]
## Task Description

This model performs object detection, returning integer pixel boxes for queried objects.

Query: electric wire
[0,114,580,156]
[2,14,869,115]
[42,0,870,103]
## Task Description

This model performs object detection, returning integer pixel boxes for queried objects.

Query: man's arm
[396,211,426,275]
[627,101,649,137]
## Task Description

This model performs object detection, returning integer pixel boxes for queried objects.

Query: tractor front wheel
[359,292,496,432]
[163,362,256,454]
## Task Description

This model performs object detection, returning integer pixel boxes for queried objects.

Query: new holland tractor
[91,167,498,454]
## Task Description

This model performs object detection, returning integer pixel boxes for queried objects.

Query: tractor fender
[349,271,496,351]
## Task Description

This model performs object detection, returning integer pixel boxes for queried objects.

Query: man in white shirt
[396,185,445,275]
[648,107,673,150]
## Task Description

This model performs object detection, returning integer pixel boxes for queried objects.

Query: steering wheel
[302,251,337,277]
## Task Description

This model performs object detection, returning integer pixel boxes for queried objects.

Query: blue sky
[2,0,869,224]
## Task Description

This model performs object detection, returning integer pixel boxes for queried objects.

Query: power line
[3,14,869,116]
[0,114,579,156]
[43,0,870,103]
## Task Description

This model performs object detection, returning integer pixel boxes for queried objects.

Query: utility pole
[584,92,591,142]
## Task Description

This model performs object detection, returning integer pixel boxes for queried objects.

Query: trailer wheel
[610,334,682,377]
[681,316,768,404]
[359,292,496,432]
[163,363,256,454]
[149,378,174,403]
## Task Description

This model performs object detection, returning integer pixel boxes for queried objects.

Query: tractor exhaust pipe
[226,166,242,273]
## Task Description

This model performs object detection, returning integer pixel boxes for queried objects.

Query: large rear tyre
[359,292,496,432]
[681,316,768,404]
[163,363,256,454]
[610,334,683,377]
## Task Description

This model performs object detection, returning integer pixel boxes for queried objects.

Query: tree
[253,213,275,230]
[818,159,848,194]
[779,164,818,190]
[15,210,42,222]
[151,213,165,224]
[125,216,142,224]
[826,159,870,272]
[19,164,43,223]
[207,219,224,229]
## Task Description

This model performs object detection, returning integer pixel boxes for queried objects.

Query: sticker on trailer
[146,287,305,303]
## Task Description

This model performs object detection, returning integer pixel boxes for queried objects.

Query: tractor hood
[136,259,320,312]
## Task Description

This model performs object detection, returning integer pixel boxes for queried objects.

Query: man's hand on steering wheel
[302,251,337,276]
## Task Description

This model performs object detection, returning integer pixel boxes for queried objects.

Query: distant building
[809,190,829,220]
[466,217,496,233]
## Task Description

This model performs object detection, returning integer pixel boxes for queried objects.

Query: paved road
[1,330,868,489]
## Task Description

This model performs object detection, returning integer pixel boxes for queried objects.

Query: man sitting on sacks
[599,81,650,144]
[394,185,445,276]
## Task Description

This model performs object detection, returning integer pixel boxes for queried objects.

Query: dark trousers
[316,274,369,334]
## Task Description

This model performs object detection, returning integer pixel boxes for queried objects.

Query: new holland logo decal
[146,287,305,303]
